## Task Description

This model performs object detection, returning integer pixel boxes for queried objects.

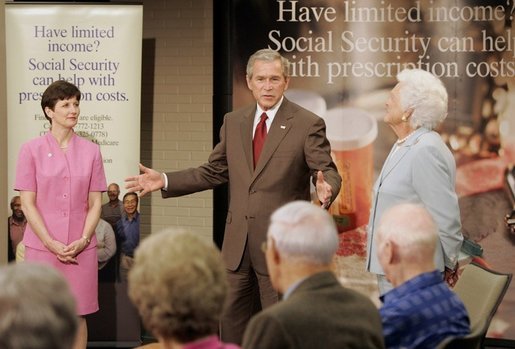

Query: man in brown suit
[125,48,341,344]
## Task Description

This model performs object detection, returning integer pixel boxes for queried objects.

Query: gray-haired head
[0,263,78,349]
[376,203,438,262]
[397,69,448,130]
[267,200,338,265]
[246,48,290,80]
[128,228,227,344]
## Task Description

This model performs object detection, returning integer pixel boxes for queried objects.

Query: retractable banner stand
[6,3,143,345]
[229,0,515,342]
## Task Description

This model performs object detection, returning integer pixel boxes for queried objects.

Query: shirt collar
[123,211,140,222]
[380,270,442,303]
[9,216,27,226]
[283,275,309,300]
[255,96,284,124]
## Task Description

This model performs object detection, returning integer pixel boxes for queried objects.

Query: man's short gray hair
[0,263,78,349]
[268,201,338,265]
[397,69,448,130]
[246,48,290,79]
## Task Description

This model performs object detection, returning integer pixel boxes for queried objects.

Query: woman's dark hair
[41,80,81,124]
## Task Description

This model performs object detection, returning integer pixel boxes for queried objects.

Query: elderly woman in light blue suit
[366,69,464,295]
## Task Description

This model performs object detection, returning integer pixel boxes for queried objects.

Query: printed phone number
[75,122,105,130]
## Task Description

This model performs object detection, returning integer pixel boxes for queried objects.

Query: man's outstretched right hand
[125,163,165,197]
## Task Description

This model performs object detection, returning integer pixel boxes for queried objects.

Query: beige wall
[1,2,7,264]
[139,0,214,241]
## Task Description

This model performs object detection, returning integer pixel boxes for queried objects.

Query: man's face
[123,194,138,216]
[107,185,120,202]
[11,197,24,220]
[246,59,289,111]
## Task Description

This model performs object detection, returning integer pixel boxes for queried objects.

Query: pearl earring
[401,115,408,122]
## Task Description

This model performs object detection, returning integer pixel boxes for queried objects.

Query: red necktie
[253,112,268,168]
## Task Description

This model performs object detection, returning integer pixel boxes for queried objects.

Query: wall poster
[230,0,515,341]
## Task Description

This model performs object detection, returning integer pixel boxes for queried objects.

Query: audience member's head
[10,195,25,222]
[122,192,139,217]
[376,203,438,287]
[264,200,339,293]
[0,263,78,349]
[107,183,121,203]
[128,229,228,346]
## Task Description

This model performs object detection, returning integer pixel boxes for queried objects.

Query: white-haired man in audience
[0,263,78,349]
[242,200,384,349]
[377,203,470,349]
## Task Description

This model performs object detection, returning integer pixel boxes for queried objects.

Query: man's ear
[269,238,281,265]
[402,108,414,121]
[383,240,395,265]
[246,75,251,90]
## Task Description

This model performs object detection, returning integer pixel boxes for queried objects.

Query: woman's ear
[44,106,53,119]
[401,108,414,122]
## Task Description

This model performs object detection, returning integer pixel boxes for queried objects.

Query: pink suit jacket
[14,132,107,251]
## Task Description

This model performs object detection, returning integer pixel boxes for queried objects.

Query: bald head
[378,203,438,259]
[376,203,439,285]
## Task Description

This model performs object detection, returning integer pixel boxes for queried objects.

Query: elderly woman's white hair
[267,200,338,265]
[397,69,448,130]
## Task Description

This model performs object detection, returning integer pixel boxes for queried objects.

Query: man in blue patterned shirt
[115,192,140,281]
[376,203,470,349]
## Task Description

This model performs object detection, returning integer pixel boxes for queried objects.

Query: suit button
[245,215,248,220]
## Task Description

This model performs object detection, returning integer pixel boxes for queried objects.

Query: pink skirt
[25,246,99,315]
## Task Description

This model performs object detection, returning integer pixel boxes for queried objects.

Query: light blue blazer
[366,127,463,275]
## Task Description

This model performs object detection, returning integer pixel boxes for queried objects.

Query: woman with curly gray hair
[128,229,240,349]
[366,69,464,296]
[0,263,78,349]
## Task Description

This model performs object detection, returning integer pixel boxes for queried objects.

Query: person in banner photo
[366,68,464,296]
[125,48,342,344]
[7,195,27,262]
[14,80,107,349]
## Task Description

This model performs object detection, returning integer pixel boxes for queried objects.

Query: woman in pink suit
[14,80,107,349]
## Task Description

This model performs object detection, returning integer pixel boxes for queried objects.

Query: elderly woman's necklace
[396,130,416,145]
